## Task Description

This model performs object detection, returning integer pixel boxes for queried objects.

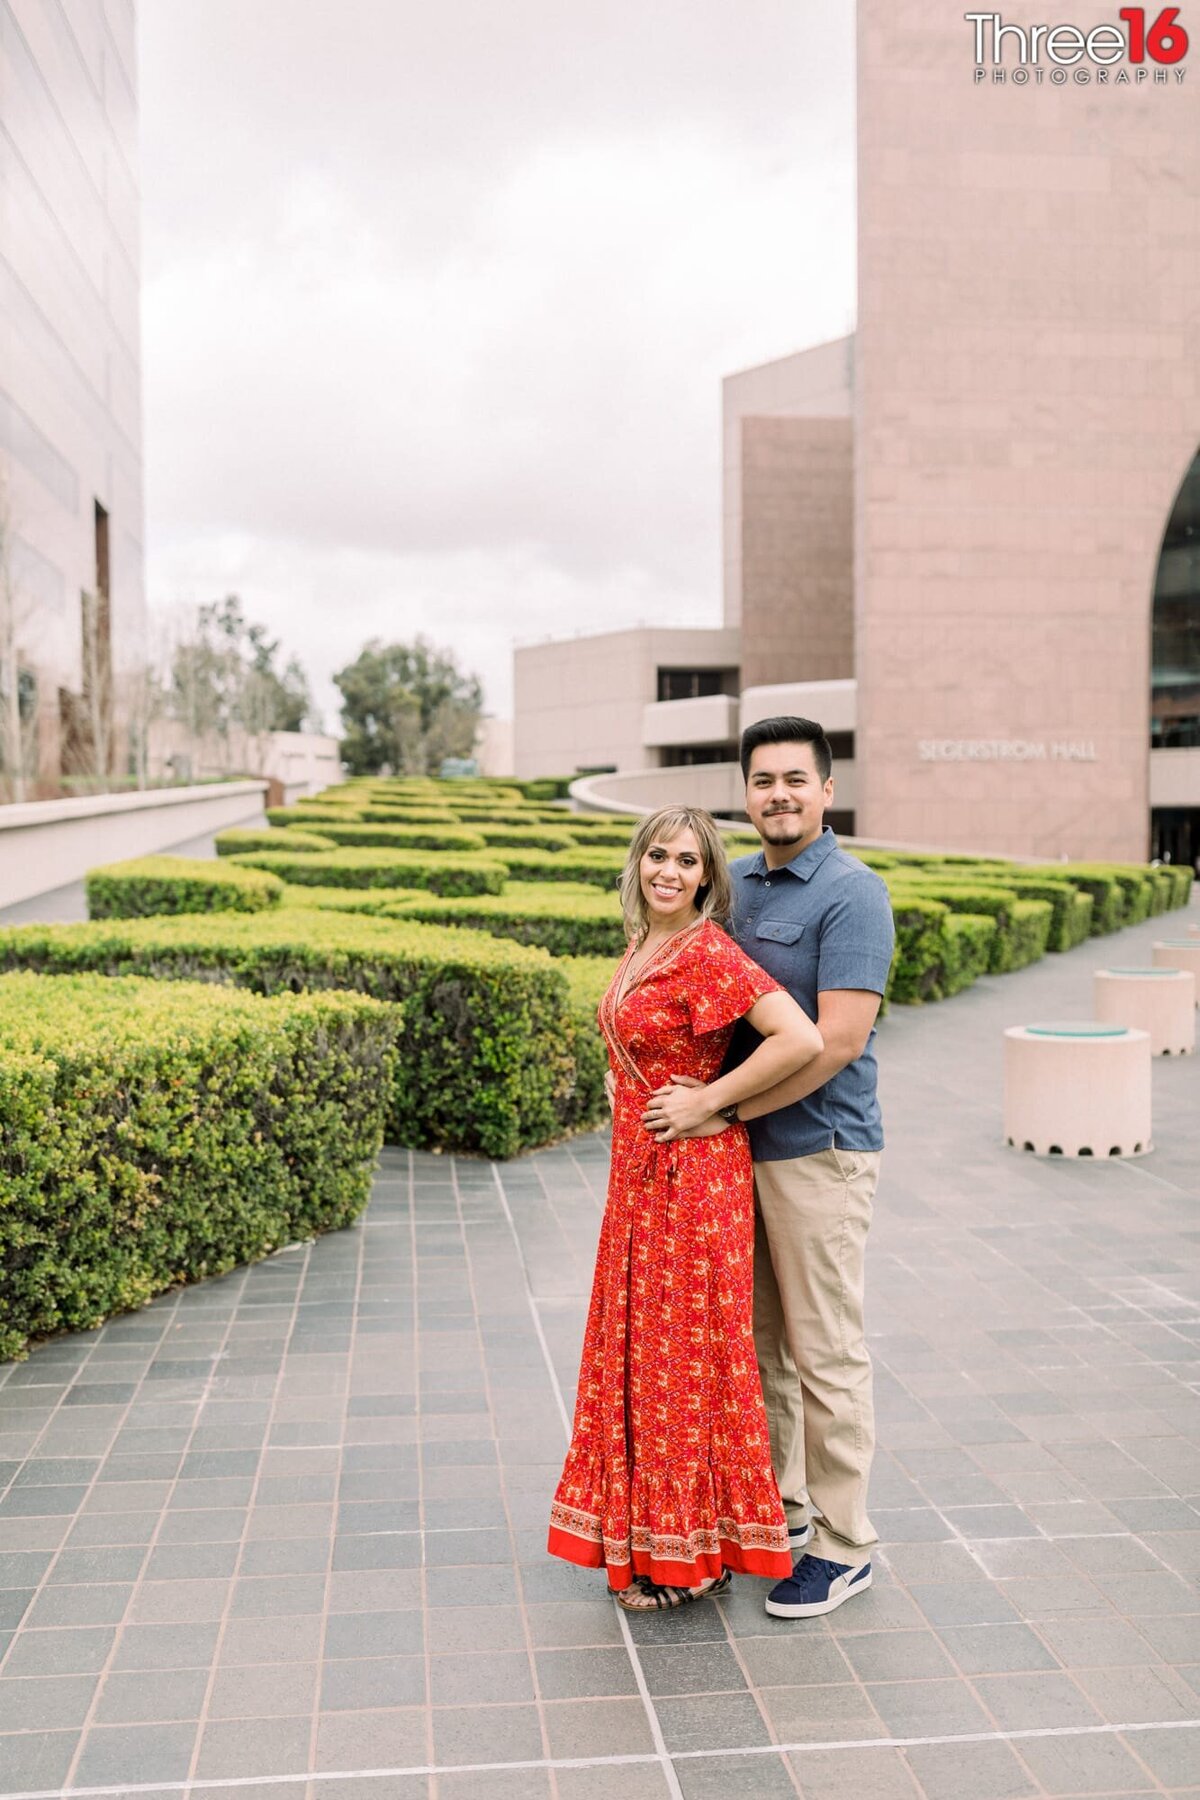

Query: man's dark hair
[740,716,832,784]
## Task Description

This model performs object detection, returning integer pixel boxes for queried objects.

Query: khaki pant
[753,1146,880,1566]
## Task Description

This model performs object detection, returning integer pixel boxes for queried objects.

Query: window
[1151,450,1200,749]
[656,667,739,703]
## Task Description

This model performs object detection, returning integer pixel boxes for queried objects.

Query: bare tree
[0,479,38,803]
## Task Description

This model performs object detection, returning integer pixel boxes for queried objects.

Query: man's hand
[604,1069,616,1113]
[640,1075,720,1142]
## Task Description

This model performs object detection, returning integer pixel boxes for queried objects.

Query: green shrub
[519,776,575,801]
[228,847,508,896]
[556,954,613,1130]
[215,828,337,857]
[1064,864,1155,927]
[356,806,460,825]
[294,821,488,854]
[87,857,283,920]
[476,826,579,852]
[0,912,585,1161]
[1052,867,1124,934]
[939,913,998,997]
[498,848,625,890]
[266,805,365,828]
[887,881,1051,974]
[928,869,1094,953]
[0,973,400,1360]
[378,886,626,957]
[885,895,949,1004]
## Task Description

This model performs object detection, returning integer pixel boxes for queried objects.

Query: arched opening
[1150,449,1200,869]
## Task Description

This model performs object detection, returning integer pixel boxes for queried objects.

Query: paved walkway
[0,902,1197,1799]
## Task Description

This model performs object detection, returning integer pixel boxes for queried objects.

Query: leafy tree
[169,597,315,742]
[334,637,483,776]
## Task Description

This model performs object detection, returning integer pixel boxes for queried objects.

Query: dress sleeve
[683,925,782,1037]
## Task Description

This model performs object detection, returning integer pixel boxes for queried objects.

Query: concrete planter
[0,782,269,910]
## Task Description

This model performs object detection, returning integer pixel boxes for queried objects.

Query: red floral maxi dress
[548,917,794,1591]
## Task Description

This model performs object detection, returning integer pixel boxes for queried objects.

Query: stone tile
[977,1665,1110,1732]
[319,1654,426,1712]
[934,1621,1058,1674]
[0,1728,79,1791]
[1015,1730,1158,1794]
[110,1620,220,1671]
[208,1659,320,1718]
[93,1667,210,1724]
[73,1721,199,1785]
[24,1582,133,1627]
[431,1701,542,1766]
[865,1677,992,1735]
[783,1744,922,1798]
[324,1609,424,1660]
[840,1629,956,1684]
[218,1614,325,1666]
[654,1691,772,1752]
[903,1739,1039,1800]
[194,1713,312,1778]
[0,1673,99,1731]
[1036,1613,1169,1669]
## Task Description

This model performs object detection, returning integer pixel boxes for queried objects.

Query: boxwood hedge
[215,828,337,856]
[381,885,626,957]
[87,857,284,920]
[498,848,625,889]
[229,847,508,896]
[290,821,488,854]
[0,911,601,1160]
[0,973,400,1360]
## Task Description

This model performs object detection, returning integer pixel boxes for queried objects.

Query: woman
[548,806,823,1610]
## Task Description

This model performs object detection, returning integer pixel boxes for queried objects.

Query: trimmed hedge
[266,805,365,828]
[887,881,1052,974]
[0,973,400,1360]
[0,911,598,1160]
[916,868,1094,954]
[291,821,488,854]
[498,848,625,890]
[939,914,998,997]
[87,857,284,920]
[228,847,508,897]
[885,895,950,1005]
[379,885,626,957]
[215,828,337,857]
[476,826,579,853]
[557,954,613,1130]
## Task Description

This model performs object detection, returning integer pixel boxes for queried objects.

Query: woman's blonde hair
[617,806,733,943]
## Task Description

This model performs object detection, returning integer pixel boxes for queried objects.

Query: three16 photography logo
[967,8,1189,80]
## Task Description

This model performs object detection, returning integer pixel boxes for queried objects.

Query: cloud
[141,1,855,718]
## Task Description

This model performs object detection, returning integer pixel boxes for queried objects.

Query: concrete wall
[0,0,144,778]
[723,338,853,632]
[0,780,268,909]
[854,1,1199,861]
[513,626,740,777]
[571,763,745,816]
[739,416,855,690]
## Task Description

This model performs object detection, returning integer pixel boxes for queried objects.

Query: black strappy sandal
[611,1570,731,1611]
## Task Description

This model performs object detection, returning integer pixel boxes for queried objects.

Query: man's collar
[745,825,838,882]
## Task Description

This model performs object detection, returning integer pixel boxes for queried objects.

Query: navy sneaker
[765,1554,872,1618]
[787,1520,814,1553]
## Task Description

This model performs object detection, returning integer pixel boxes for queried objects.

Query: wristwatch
[718,1102,740,1124]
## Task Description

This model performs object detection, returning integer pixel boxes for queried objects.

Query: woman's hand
[640,1075,718,1142]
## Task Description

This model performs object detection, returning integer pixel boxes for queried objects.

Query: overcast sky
[139,1,856,730]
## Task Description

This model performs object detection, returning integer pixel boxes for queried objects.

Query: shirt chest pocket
[755,919,806,946]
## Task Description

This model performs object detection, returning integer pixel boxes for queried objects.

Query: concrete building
[0,0,144,795]
[513,4,1200,864]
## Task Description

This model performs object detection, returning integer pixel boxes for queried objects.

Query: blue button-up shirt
[726,827,895,1161]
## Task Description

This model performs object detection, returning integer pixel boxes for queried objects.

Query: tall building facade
[0,0,144,791]
[854,0,1198,861]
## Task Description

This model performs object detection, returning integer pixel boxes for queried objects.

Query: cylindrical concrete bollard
[1094,969,1195,1055]
[1003,1022,1152,1157]
[1151,941,1200,999]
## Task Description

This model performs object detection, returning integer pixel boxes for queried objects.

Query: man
[646,716,894,1619]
